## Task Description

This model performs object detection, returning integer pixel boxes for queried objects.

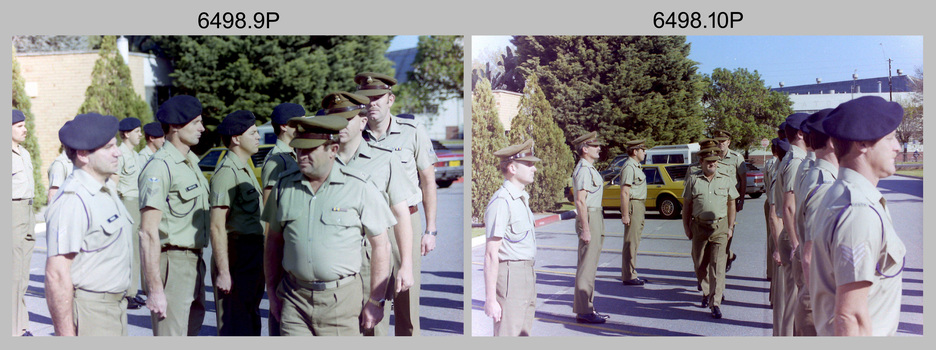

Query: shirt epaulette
[339,166,370,183]
[394,117,418,128]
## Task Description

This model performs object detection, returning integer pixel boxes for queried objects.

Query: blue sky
[388,35,420,52]
[470,35,923,88]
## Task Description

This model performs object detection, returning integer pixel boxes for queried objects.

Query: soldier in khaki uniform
[713,130,746,272]
[138,95,210,336]
[619,139,648,286]
[138,122,165,167]
[682,147,738,319]
[12,109,35,337]
[262,115,395,336]
[774,113,809,336]
[325,92,418,336]
[483,139,540,336]
[810,96,906,336]
[209,110,265,335]
[571,131,608,324]
[115,117,146,310]
[44,113,133,336]
[47,147,73,203]
[357,72,437,335]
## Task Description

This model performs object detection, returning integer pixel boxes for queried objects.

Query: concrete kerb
[470,210,577,248]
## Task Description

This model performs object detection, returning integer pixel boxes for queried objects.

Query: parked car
[745,162,765,198]
[600,163,689,219]
[599,154,629,181]
[432,140,463,188]
[198,144,274,183]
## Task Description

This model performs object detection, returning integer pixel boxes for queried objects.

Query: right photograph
[469,35,924,336]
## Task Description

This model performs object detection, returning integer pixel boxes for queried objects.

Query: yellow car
[198,144,275,183]
[601,163,689,219]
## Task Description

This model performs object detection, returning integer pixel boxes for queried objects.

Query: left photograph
[11,35,465,337]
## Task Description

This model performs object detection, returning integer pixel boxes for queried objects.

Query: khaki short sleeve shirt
[116,142,140,198]
[261,139,298,189]
[138,142,210,249]
[683,170,739,220]
[484,180,536,261]
[620,158,647,200]
[48,152,74,189]
[12,145,35,199]
[363,116,436,206]
[573,159,603,209]
[337,141,418,207]
[209,152,264,236]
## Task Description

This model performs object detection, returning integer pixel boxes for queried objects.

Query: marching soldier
[571,131,608,324]
[44,113,133,336]
[619,139,648,286]
[774,113,809,335]
[209,110,265,335]
[483,139,540,336]
[115,117,146,310]
[713,130,746,272]
[138,122,165,166]
[810,96,906,336]
[262,114,394,336]
[682,147,739,319]
[12,109,36,337]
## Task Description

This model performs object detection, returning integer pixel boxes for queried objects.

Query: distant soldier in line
[262,115,394,336]
[810,96,906,336]
[762,138,782,307]
[209,110,265,335]
[713,130,746,272]
[571,131,608,324]
[44,113,132,336]
[12,109,36,337]
[47,145,73,203]
[682,147,739,319]
[115,117,146,310]
[774,113,810,336]
[138,95,210,336]
[138,122,165,167]
[357,72,438,336]
[483,139,540,336]
[769,136,790,335]
[619,139,648,286]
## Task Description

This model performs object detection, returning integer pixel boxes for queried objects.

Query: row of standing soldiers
[12,72,441,336]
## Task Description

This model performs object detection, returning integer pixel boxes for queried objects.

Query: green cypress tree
[77,35,154,151]
[508,73,574,212]
[471,78,508,222]
[12,44,47,209]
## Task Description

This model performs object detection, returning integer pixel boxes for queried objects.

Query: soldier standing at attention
[810,96,905,336]
[262,115,394,336]
[44,113,132,336]
[138,122,165,167]
[571,131,608,324]
[713,130,746,272]
[356,72,437,336]
[47,145,73,203]
[774,113,809,336]
[483,139,540,336]
[325,91,418,336]
[12,109,35,337]
[115,117,146,310]
[137,95,210,336]
[682,147,738,319]
[209,110,265,335]
[619,139,648,286]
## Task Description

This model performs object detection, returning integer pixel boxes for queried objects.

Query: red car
[432,140,463,188]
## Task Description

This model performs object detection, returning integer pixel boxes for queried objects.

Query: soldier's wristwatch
[424,230,438,236]
[368,296,385,308]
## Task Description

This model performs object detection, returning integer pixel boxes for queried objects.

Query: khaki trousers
[211,234,265,336]
[792,247,816,336]
[621,200,645,281]
[12,200,35,336]
[690,218,729,308]
[277,273,363,336]
[73,289,128,336]
[764,201,775,306]
[773,231,795,336]
[121,196,142,298]
[494,260,536,336]
[382,210,422,336]
[573,208,605,315]
[151,249,206,336]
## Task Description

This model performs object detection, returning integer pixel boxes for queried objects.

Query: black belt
[161,245,202,254]
[287,273,357,291]
[692,216,725,225]
[12,198,33,205]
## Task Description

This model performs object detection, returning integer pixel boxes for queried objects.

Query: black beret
[801,108,834,136]
[142,122,164,138]
[785,113,810,131]
[823,96,903,141]
[776,138,791,152]
[156,95,202,125]
[271,103,305,125]
[119,117,141,131]
[59,113,119,151]
[13,109,26,124]
[218,110,256,136]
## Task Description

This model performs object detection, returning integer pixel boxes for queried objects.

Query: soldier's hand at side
[421,233,436,256]
[215,270,232,294]
[621,214,630,226]
[269,291,283,322]
[580,230,591,244]
[772,249,782,266]
[361,301,384,329]
[396,264,414,293]
[147,289,168,319]
[485,299,503,323]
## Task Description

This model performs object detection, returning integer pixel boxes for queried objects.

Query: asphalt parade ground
[21,182,464,337]
[470,175,924,336]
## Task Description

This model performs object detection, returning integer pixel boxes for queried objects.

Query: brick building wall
[492,90,522,131]
[17,51,150,187]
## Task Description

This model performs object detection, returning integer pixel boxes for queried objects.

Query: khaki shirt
[337,140,417,208]
[775,144,806,218]
[484,180,536,261]
[11,144,35,200]
[209,152,264,236]
[683,170,739,221]
[116,142,140,198]
[261,139,298,190]
[48,152,74,190]
[572,158,603,209]
[793,152,817,242]
[45,169,133,293]
[262,165,395,282]
[138,146,156,169]
[801,158,837,242]
[363,116,436,206]
[619,158,647,200]
[810,168,905,336]
[722,149,746,189]
[764,157,777,206]
[138,142,211,249]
